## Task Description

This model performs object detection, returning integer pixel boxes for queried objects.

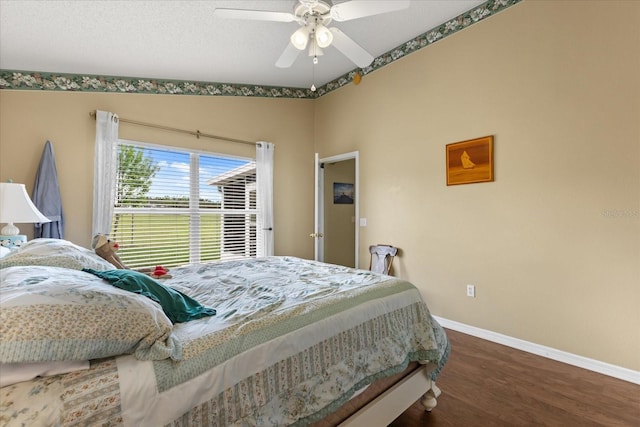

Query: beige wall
[315,1,640,371]
[0,0,638,372]
[0,91,316,258]
[323,159,356,267]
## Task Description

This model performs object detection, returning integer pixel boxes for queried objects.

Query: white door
[314,151,359,267]
[313,153,324,262]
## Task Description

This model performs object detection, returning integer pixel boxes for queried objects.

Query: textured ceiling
[0,0,485,89]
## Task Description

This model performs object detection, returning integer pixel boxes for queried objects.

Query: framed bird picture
[446,135,494,185]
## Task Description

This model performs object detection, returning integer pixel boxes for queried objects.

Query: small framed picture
[446,135,494,185]
[333,182,354,204]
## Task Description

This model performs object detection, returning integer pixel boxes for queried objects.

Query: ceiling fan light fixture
[315,24,333,48]
[291,26,310,50]
[217,0,388,69]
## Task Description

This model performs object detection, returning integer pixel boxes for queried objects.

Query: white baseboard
[433,316,640,385]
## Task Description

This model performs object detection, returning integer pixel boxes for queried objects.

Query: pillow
[0,266,181,364]
[0,238,115,271]
[0,246,10,258]
[82,268,216,324]
[0,360,90,387]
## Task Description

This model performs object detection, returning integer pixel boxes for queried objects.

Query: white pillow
[0,266,181,363]
[0,360,90,387]
[0,246,10,259]
[0,238,115,270]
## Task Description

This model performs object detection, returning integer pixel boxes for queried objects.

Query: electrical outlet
[466,284,476,298]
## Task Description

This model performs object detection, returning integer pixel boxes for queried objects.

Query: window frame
[111,138,258,268]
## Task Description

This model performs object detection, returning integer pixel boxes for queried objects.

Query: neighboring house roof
[207,162,256,186]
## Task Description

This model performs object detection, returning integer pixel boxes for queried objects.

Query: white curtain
[92,110,119,237]
[256,141,274,257]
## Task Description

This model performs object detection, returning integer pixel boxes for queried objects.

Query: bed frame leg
[420,381,442,412]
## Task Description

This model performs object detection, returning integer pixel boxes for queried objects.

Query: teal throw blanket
[83,268,216,324]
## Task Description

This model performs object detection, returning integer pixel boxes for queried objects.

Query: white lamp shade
[315,24,333,48]
[291,26,309,50]
[0,183,51,235]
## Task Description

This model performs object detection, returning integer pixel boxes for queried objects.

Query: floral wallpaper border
[0,0,520,99]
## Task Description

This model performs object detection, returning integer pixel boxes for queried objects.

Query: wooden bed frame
[343,365,441,425]
[311,362,442,426]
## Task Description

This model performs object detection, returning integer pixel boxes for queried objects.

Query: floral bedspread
[1,257,449,427]
[1,357,122,426]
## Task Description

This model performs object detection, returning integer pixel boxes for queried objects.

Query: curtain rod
[88,110,256,146]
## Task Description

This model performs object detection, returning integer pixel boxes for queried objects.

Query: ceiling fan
[214,0,410,69]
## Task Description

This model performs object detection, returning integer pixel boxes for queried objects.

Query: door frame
[314,151,359,267]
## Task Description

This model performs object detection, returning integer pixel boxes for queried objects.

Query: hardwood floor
[389,329,640,426]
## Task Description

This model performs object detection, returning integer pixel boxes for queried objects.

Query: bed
[0,239,449,426]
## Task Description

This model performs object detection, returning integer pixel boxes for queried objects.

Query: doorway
[314,151,359,268]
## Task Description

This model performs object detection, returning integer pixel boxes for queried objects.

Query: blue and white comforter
[1,257,449,426]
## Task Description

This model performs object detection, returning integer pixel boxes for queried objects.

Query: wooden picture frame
[446,135,494,185]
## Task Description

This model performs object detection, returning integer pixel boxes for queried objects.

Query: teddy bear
[91,234,171,279]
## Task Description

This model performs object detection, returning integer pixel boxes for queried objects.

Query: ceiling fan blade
[329,27,374,68]
[214,8,296,23]
[330,0,410,22]
[276,42,302,68]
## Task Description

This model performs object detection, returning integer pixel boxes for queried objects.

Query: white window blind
[110,141,257,269]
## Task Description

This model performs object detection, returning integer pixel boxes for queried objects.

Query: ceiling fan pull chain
[311,55,317,92]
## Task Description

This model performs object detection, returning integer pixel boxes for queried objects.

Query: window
[110,141,257,269]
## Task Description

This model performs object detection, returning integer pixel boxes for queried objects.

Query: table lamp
[0,182,51,239]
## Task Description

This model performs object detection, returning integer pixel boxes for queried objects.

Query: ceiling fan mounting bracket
[293,0,332,27]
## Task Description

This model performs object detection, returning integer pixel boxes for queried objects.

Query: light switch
[359,218,367,227]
